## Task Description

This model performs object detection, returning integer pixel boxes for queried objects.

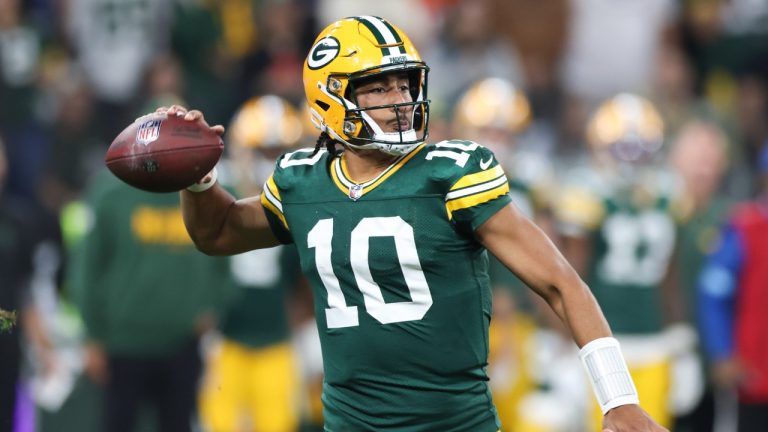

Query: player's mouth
[388,118,411,132]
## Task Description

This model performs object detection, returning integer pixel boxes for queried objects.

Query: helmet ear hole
[413,105,424,130]
[407,70,422,101]
[315,100,330,111]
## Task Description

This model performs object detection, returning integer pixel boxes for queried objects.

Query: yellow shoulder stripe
[260,192,288,230]
[446,183,509,219]
[450,165,505,191]
[260,175,288,230]
[266,175,281,200]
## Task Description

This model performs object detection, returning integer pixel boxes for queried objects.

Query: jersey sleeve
[443,143,512,233]
[260,166,294,245]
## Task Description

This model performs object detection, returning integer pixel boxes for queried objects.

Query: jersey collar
[330,143,426,200]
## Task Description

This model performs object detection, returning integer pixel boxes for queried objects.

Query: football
[105,113,224,193]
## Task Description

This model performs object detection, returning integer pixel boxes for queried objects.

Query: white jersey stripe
[263,183,283,213]
[445,175,509,201]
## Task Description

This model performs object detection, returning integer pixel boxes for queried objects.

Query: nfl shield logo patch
[348,184,363,201]
[136,119,163,145]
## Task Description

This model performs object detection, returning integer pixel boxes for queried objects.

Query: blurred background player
[554,93,688,430]
[197,95,304,432]
[67,164,229,432]
[697,143,768,432]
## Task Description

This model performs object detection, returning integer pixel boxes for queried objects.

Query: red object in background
[105,113,223,193]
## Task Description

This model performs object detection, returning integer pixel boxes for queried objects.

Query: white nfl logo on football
[136,119,163,146]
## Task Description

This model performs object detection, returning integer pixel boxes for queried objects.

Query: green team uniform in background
[218,243,299,347]
[261,140,510,432]
[69,170,228,356]
[557,171,682,334]
[197,212,303,431]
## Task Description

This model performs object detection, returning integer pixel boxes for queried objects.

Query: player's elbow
[183,226,225,256]
[545,259,588,302]
[193,242,223,256]
[188,235,229,256]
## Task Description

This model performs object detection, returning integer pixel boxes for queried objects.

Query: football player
[171,17,664,432]
[197,95,303,432]
[554,93,689,430]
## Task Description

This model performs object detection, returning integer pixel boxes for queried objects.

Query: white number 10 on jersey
[308,217,434,328]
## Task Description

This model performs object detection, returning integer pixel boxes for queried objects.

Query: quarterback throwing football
[173,16,666,432]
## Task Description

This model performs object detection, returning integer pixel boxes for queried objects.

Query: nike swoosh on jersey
[479,156,493,170]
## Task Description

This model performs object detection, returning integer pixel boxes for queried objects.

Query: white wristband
[186,167,218,193]
[579,337,640,414]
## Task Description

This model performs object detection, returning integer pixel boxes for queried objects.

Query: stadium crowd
[1,0,767,431]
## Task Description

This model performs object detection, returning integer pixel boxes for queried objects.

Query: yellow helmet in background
[453,78,532,137]
[303,16,430,155]
[228,95,303,150]
[225,95,303,194]
[586,93,664,163]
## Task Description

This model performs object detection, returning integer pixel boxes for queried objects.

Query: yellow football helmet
[228,95,303,150]
[226,95,303,193]
[454,77,532,137]
[303,16,430,155]
[587,93,664,163]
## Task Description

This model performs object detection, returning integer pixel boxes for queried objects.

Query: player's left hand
[603,404,668,432]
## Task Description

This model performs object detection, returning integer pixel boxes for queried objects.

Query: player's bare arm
[181,186,279,255]
[476,203,668,432]
[475,202,610,346]
[160,105,280,255]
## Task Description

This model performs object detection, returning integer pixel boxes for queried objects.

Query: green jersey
[261,141,510,431]
[218,244,300,348]
[556,168,682,334]
[69,171,228,355]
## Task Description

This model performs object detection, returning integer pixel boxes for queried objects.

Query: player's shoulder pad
[420,139,507,191]
[270,147,330,191]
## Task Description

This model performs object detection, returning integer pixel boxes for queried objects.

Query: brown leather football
[105,113,223,193]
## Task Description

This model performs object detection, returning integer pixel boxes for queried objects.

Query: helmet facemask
[320,64,430,156]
